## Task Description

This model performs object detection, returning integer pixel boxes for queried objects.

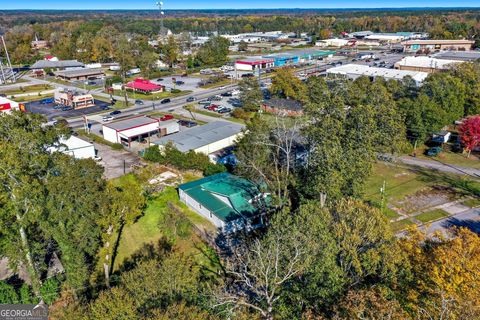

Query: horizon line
[2,6,480,11]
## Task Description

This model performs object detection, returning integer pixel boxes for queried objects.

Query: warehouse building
[433,51,480,62]
[54,68,105,81]
[235,58,275,71]
[394,56,462,73]
[326,64,429,86]
[103,115,179,146]
[48,136,96,159]
[31,59,85,70]
[263,53,299,67]
[151,121,244,155]
[290,49,336,62]
[401,40,475,53]
[178,173,268,233]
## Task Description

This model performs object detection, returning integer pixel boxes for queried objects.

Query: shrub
[0,281,18,304]
[111,143,124,150]
[40,277,60,304]
[171,89,181,94]
[143,143,226,176]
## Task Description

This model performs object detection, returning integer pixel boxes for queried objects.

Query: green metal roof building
[178,173,268,233]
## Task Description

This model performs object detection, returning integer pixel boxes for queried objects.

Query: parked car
[160,114,174,121]
[241,73,254,78]
[102,115,114,122]
[0,93,6,98]
[176,80,185,85]
[93,155,103,162]
[53,119,68,126]
[186,96,196,102]
[110,110,122,116]
[160,98,171,104]
[101,105,111,111]
[53,104,63,110]
[135,99,144,105]
[217,107,232,114]
[157,78,164,81]
[178,120,197,127]
[41,98,54,104]
[207,105,219,111]
[61,106,74,111]
[208,95,222,101]
[221,91,233,97]
[426,147,442,157]
[198,99,210,105]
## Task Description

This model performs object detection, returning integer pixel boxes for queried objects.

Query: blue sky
[1,0,479,10]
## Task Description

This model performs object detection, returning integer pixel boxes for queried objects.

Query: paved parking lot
[25,99,111,121]
[152,75,201,92]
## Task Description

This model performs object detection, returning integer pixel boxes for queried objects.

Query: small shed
[432,131,451,144]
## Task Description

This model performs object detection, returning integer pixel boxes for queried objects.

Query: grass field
[114,185,215,271]
[13,94,54,102]
[1,84,53,95]
[193,109,224,118]
[111,89,192,101]
[390,219,416,232]
[463,198,480,208]
[365,162,429,204]
[414,209,449,223]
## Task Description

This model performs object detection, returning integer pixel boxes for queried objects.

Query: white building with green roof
[178,173,269,233]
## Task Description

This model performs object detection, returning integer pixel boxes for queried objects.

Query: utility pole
[380,180,387,211]
[156,1,165,39]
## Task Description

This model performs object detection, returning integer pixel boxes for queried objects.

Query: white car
[231,89,240,96]
[93,155,102,162]
[102,115,114,122]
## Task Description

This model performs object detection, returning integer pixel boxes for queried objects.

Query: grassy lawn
[1,84,53,95]
[463,198,480,208]
[364,162,429,204]
[384,208,401,220]
[414,209,449,224]
[77,131,123,149]
[199,79,234,89]
[390,218,416,233]
[112,89,191,101]
[114,186,215,271]
[193,109,224,118]
[13,94,54,103]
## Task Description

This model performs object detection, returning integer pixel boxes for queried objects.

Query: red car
[207,105,219,111]
[160,114,174,121]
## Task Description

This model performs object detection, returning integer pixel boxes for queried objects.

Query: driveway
[94,143,143,180]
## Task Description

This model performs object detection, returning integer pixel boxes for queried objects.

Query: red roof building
[126,78,164,93]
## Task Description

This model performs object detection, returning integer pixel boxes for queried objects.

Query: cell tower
[156,1,166,38]
[0,36,15,85]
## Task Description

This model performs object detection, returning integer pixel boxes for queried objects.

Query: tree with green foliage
[196,36,230,67]
[270,67,307,101]
[0,281,19,304]
[239,77,263,112]
[161,35,179,68]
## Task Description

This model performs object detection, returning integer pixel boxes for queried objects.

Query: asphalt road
[422,207,480,235]
[399,156,480,179]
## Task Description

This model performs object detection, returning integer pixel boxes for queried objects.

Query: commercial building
[0,97,25,113]
[263,53,299,67]
[53,68,105,81]
[125,78,164,94]
[401,40,475,53]
[316,38,353,47]
[235,58,275,71]
[394,56,462,73]
[49,136,96,159]
[262,98,304,116]
[326,64,429,86]
[178,173,268,233]
[31,59,85,70]
[433,51,480,62]
[54,90,95,109]
[290,49,336,62]
[103,115,179,146]
[151,121,244,155]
